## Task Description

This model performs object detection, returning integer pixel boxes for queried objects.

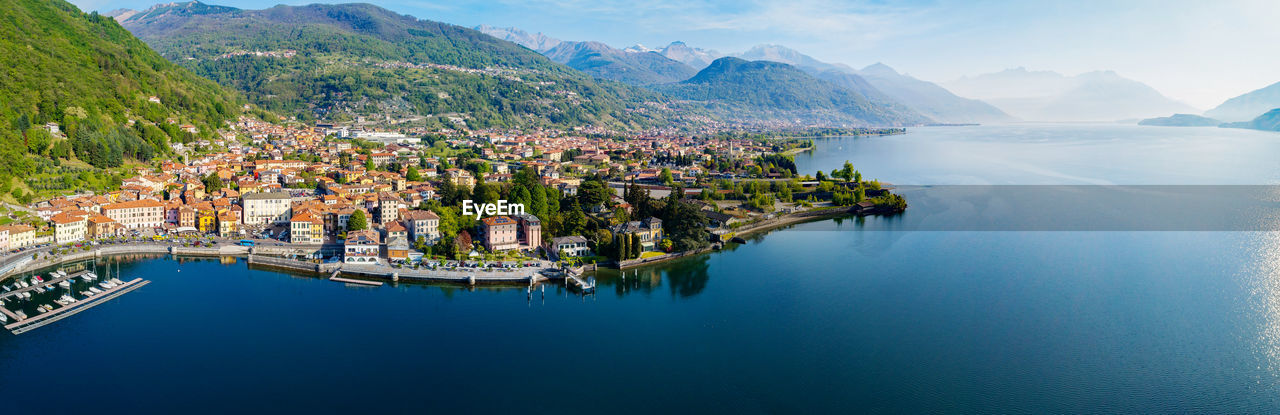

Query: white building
[101,199,164,229]
[242,192,292,225]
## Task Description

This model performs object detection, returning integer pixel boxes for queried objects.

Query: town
[0,116,906,273]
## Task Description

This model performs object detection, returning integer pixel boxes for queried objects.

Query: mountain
[717,44,1010,124]
[658,42,724,70]
[734,44,852,74]
[814,70,929,121]
[658,57,928,126]
[623,44,658,53]
[117,2,664,130]
[0,0,241,175]
[1205,81,1280,122]
[473,24,561,52]
[541,41,696,85]
[856,63,1014,124]
[945,68,1198,122]
[1221,108,1280,132]
[1138,114,1221,127]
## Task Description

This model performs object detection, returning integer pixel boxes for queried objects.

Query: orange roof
[481,216,515,226]
[102,199,163,211]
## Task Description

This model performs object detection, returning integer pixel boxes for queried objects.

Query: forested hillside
[118,2,668,129]
[0,0,243,201]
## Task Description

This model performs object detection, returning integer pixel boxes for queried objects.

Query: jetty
[4,278,150,334]
[566,274,596,293]
[329,276,384,286]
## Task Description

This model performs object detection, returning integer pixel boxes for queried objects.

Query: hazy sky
[75,0,1280,109]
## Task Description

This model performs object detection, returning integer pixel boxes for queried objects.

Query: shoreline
[615,204,903,270]
[0,202,904,285]
[0,244,554,287]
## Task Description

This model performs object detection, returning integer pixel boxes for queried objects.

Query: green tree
[659,168,673,186]
[348,210,368,231]
[203,172,223,193]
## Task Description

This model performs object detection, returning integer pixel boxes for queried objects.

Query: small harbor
[0,261,150,335]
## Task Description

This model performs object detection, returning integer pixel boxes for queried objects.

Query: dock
[1,270,90,300]
[329,276,384,286]
[4,278,150,334]
[566,274,596,293]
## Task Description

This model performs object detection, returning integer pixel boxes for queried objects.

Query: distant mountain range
[472,28,1010,124]
[713,44,1012,124]
[658,57,930,126]
[541,41,696,85]
[1137,114,1221,127]
[472,24,561,52]
[1221,109,1280,132]
[1205,81,1280,122]
[944,68,1198,122]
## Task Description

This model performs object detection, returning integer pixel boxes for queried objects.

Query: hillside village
[5,116,900,266]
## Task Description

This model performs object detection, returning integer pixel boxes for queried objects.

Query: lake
[4,124,1280,413]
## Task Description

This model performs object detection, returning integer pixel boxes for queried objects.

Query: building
[242,191,292,225]
[384,221,407,241]
[50,211,88,244]
[87,214,120,239]
[376,194,401,224]
[611,217,664,252]
[1,225,36,249]
[343,229,381,264]
[516,214,541,251]
[178,206,196,229]
[289,211,325,244]
[101,199,164,230]
[386,236,410,261]
[480,216,519,251]
[217,210,241,238]
[402,210,440,245]
[548,235,591,259]
[444,168,475,189]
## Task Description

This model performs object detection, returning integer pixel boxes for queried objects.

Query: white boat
[58,295,75,304]
[88,287,102,294]
[17,280,28,288]
[82,272,97,281]
[58,281,71,289]
[81,291,93,297]
[36,305,49,313]
[14,310,26,320]
[110,278,124,285]
[0,313,7,323]
[99,282,115,289]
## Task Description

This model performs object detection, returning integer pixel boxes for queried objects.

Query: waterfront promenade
[0,238,560,286]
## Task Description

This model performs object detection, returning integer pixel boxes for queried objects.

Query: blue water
[5,124,1280,413]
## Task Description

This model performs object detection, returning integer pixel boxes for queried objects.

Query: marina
[0,260,151,335]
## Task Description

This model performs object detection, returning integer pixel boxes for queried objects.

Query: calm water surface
[5,124,1280,413]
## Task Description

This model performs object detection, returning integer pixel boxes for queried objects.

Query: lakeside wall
[0,243,549,286]
[616,205,874,270]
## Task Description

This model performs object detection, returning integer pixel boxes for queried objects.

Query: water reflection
[1246,231,1280,379]
[596,254,713,299]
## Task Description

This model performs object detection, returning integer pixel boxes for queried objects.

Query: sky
[73,0,1280,109]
